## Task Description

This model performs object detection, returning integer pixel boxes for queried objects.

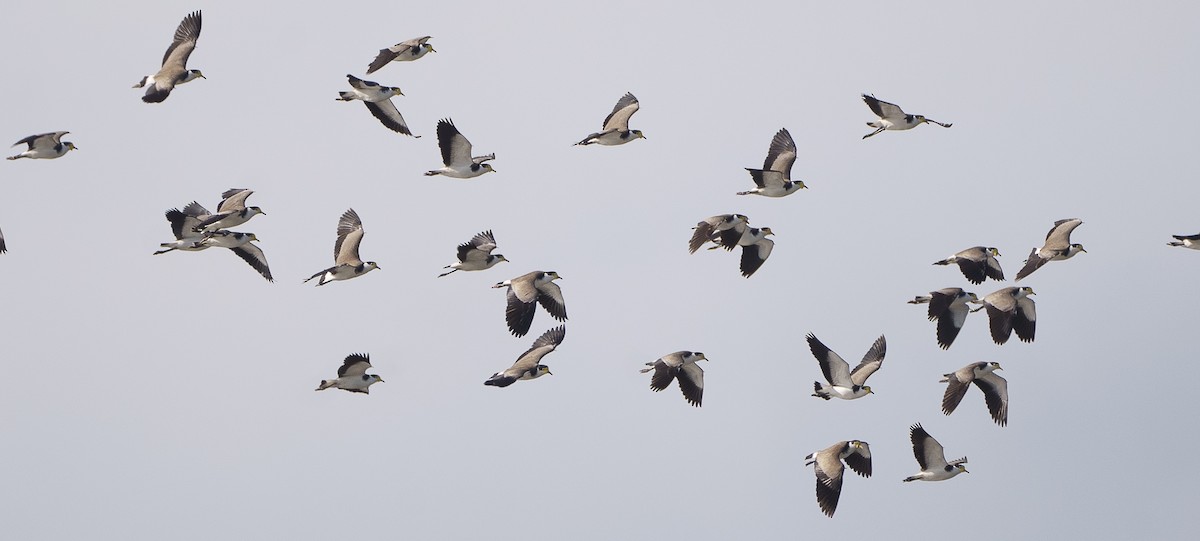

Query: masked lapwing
[980,286,1035,344]
[1015,218,1085,281]
[804,440,872,517]
[861,94,951,139]
[134,11,205,103]
[316,354,383,394]
[640,351,707,407]
[739,128,806,197]
[933,246,1003,285]
[940,362,1008,426]
[485,325,566,387]
[7,132,77,160]
[492,271,566,337]
[908,288,982,349]
[575,92,645,146]
[903,423,968,482]
[305,209,380,286]
[438,230,508,277]
[808,333,886,400]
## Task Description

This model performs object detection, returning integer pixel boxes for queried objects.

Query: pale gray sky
[1,1,1196,539]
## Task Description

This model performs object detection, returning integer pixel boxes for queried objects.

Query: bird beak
[546,370,554,376]
[377,378,385,383]
[1080,247,1088,253]
[429,47,437,53]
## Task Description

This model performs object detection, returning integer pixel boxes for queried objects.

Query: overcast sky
[2,1,1196,539]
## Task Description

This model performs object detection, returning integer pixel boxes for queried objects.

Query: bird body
[808,333,886,400]
[438,230,507,277]
[316,354,383,393]
[425,119,495,178]
[933,246,1003,284]
[7,132,77,160]
[576,92,644,146]
[981,286,1036,344]
[640,351,707,407]
[336,75,415,136]
[941,362,1008,426]
[904,423,968,482]
[909,288,981,349]
[366,36,434,74]
[804,440,872,517]
[1015,218,1085,281]
[305,209,380,286]
[492,271,566,336]
[136,11,204,103]
[485,325,566,387]
[861,94,951,139]
[738,128,806,196]
[194,189,265,233]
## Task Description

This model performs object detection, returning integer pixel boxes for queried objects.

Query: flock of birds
[4,9,1198,521]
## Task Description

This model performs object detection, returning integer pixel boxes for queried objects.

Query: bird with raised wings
[424,119,495,178]
[492,271,566,337]
[193,188,265,233]
[7,132,77,160]
[438,230,508,277]
[575,92,645,146]
[316,354,384,394]
[860,94,951,139]
[903,423,968,482]
[739,128,806,197]
[1015,218,1085,281]
[134,11,205,103]
[305,209,380,286]
[808,333,886,400]
[640,351,707,407]
[485,326,566,387]
[804,440,872,517]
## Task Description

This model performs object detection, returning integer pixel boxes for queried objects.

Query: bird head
[366,262,381,271]
[915,115,929,123]
[372,375,385,384]
[494,254,509,264]
[248,206,266,216]
[248,233,260,242]
[965,292,981,303]
[988,247,1002,257]
[1020,286,1036,296]
[795,180,808,190]
[632,130,646,140]
[989,361,1003,371]
[191,70,206,80]
[546,271,562,281]
[481,164,496,173]
[389,87,405,97]
[537,365,553,377]
[863,385,874,395]
[424,44,437,54]
[760,227,775,236]
[692,352,708,362]
[956,464,969,474]
[1071,243,1087,254]
[65,142,79,151]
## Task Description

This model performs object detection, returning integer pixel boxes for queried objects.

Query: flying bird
[707,224,776,278]
[575,92,645,146]
[980,286,1036,344]
[153,202,211,254]
[194,188,265,233]
[860,94,951,139]
[1168,233,1200,249]
[305,209,381,286]
[424,119,496,178]
[807,333,886,400]
[688,214,749,253]
[485,325,566,387]
[492,271,566,337]
[738,128,806,197]
[941,362,1008,426]
[804,440,872,517]
[134,11,205,103]
[932,246,1004,284]
[336,74,416,136]
[7,132,77,160]
[908,288,982,349]
[1015,218,1086,281]
[903,423,968,482]
[316,354,384,394]
[438,230,508,277]
[366,36,435,74]
[640,351,707,407]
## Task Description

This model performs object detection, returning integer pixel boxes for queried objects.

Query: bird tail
[1169,241,1184,247]
[424,170,441,176]
[484,373,515,387]
[932,258,952,265]
[736,190,754,196]
[336,91,356,101]
[939,374,951,383]
[903,475,920,482]
[811,382,831,400]
[153,245,176,255]
[6,156,20,160]
[908,296,931,305]
[437,267,457,278]
[867,121,882,128]
[315,380,336,391]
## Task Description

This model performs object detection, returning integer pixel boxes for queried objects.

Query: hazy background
[2,1,1196,539]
